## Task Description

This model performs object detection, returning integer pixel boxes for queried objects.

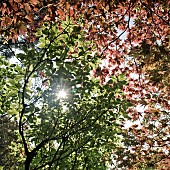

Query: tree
[0,0,169,169]
[0,18,129,169]
[0,115,22,169]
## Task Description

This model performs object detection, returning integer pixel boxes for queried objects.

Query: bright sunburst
[58,90,67,99]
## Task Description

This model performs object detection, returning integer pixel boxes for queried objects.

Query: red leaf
[69,7,74,17]
[57,9,64,18]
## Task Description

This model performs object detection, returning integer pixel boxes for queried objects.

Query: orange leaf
[19,25,27,35]
[44,15,51,21]
[57,9,64,17]
[25,14,33,22]
[29,0,39,5]
[65,2,70,11]
[1,7,6,16]
[2,16,13,27]
[9,0,14,5]
[24,3,31,13]
[14,0,22,2]
[69,7,74,17]
[13,16,17,24]
[3,3,7,8]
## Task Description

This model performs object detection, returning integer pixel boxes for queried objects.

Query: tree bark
[25,157,31,170]
[24,152,36,170]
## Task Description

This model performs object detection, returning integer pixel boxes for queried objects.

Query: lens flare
[58,90,67,99]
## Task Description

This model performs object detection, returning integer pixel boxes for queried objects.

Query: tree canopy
[0,0,169,169]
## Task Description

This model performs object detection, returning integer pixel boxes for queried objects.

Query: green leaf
[107,79,113,84]
[39,37,45,44]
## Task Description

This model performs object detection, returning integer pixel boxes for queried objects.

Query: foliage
[0,115,22,169]
[0,0,170,169]
[0,19,129,170]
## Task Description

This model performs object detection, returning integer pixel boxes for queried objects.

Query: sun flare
[58,90,67,99]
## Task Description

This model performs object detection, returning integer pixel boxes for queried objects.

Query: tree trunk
[25,157,31,170]
[24,152,36,170]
